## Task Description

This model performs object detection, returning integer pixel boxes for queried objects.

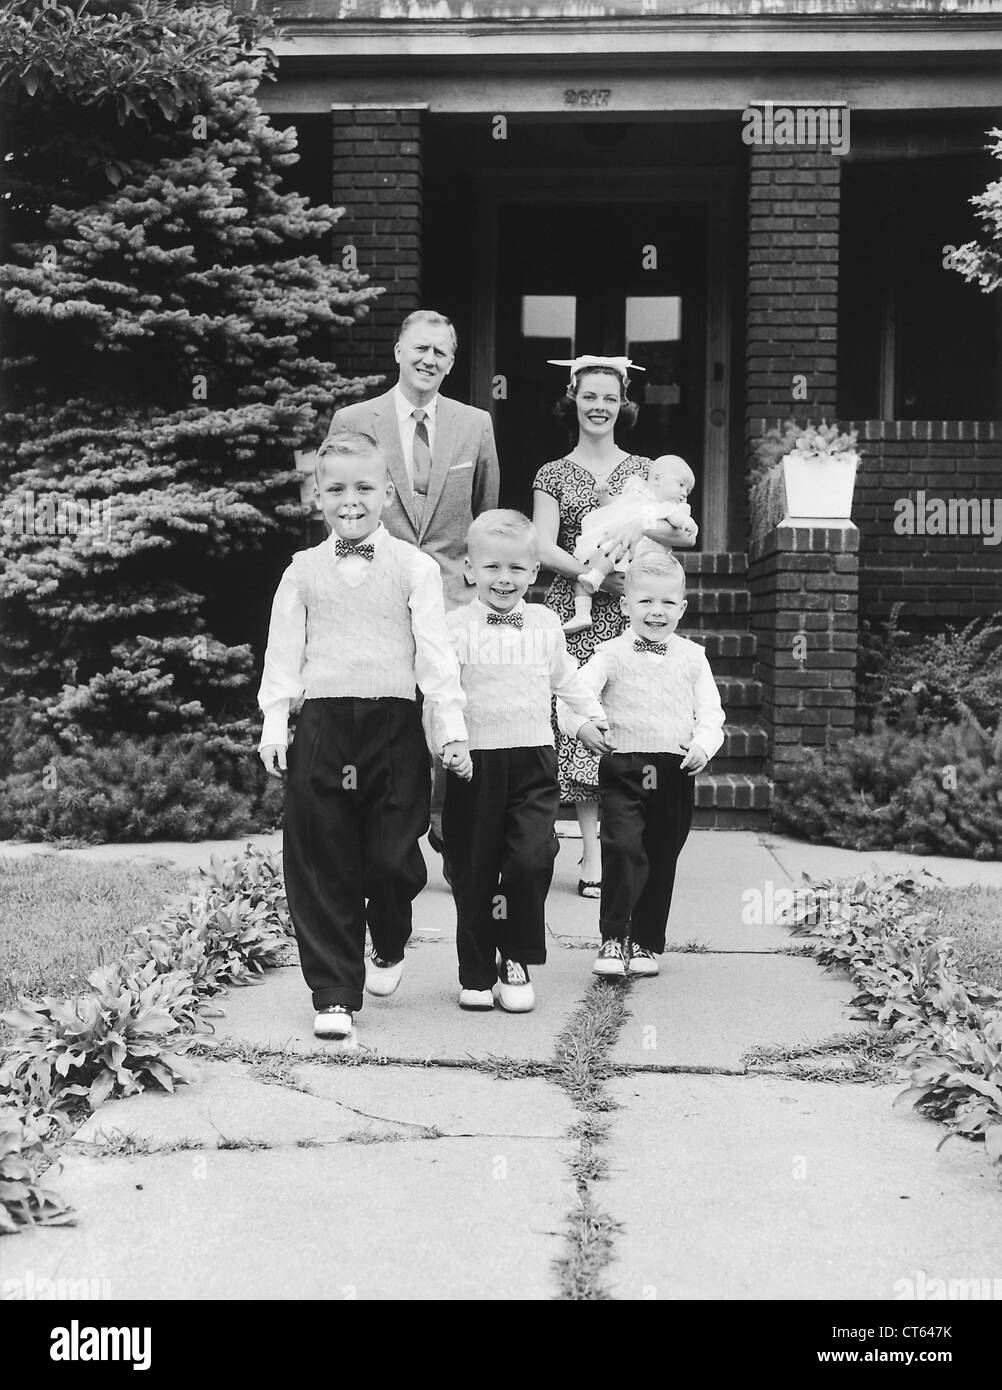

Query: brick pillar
[748,522,859,787]
[746,148,841,441]
[330,103,425,385]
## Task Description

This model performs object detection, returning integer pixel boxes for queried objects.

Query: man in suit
[323,309,499,609]
[323,310,500,871]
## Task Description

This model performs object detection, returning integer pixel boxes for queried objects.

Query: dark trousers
[283,697,430,1012]
[442,746,559,991]
[598,751,694,952]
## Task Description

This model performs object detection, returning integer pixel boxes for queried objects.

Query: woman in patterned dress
[532,359,694,895]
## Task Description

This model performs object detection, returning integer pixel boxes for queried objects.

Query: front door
[493,201,710,533]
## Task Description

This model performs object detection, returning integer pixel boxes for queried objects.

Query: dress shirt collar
[395,385,439,425]
[327,522,386,556]
[471,596,527,623]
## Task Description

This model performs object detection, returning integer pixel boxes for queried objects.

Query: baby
[563,455,699,635]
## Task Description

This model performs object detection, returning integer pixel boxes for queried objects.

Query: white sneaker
[592,939,626,976]
[314,1005,353,1039]
[496,960,535,1013]
[459,988,495,1011]
[365,953,404,997]
[626,942,659,976]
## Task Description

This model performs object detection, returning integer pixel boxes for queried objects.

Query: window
[839,151,1002,420]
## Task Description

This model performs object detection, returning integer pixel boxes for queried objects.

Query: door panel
[495,201,707,536]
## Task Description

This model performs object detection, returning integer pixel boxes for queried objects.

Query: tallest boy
[323,310,500,609]
[323,310,500,860]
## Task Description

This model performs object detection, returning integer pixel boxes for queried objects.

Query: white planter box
[782,449,858,519]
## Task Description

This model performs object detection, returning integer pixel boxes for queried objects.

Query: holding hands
[442,740,474,781]
[577,719,615,756]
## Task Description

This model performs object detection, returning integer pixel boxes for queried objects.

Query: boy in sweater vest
[258,432,471,1040]
[442,511,607,1012]
[557,550,724,978]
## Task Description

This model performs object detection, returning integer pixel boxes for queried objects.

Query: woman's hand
[600,572,625,598]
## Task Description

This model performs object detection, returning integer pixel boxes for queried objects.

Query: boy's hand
[599,572,625,598]
[577,720,615,755]
[260,744,287,778]
[442,741,473,781]
[680,741,709,775]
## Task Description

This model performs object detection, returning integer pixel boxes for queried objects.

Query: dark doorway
[493,201,708,530]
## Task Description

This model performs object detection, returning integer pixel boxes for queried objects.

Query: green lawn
[919,884,1002,994]
[0,856,189,1042]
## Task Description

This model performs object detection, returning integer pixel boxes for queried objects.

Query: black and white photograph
[1,0,1000,1347]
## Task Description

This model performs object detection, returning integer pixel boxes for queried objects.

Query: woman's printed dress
[533,453,653,803]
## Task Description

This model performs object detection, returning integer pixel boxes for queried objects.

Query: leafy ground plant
[1,961,198,1115]
[781,870,1002,1170]
[0,1103,75,1235]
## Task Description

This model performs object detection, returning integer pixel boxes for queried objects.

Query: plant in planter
[751,419,860,521]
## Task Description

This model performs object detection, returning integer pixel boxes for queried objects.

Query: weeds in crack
[741,1029,897,1082]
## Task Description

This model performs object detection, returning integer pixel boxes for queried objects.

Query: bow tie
[634,637,669,655]
[334,539,375,561]
[485,610,523,628]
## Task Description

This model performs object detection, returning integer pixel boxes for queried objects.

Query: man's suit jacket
[324,389,500,609]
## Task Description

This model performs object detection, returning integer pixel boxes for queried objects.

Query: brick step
[685,588,751,621]
[686,629,757,676]
[693,772,774,813]
[715,674,762,708]
[712,724,769,773]
[679,551,747,582]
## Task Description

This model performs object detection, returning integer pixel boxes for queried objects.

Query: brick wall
[748,522,859,782]
[746,148,841,440]
[850,421,1002,631]
[330,104,424,387]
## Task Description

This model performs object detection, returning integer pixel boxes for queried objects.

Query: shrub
[0,1104,75,1235]
[857,605,1002,734]
[0,734,283,842]
[775,715,1002,859]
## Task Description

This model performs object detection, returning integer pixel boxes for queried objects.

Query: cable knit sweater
[445,598,605,750]
[556,630,725,757]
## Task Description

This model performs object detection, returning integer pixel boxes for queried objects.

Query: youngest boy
[258,431,471,1040]
[558,550,724,976]
[441,510,607,1012]
[564,454,699,634]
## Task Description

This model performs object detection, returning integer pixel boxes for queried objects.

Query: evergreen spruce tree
[0,0,381,763]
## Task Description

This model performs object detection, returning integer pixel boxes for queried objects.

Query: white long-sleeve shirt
[258,524,467,752]
[556,630,725,758]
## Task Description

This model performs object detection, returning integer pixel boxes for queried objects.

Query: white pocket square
[449,462,474,471]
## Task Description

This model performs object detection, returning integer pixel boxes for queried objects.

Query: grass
[0,855,189,1043]
[552,979,631,1300]
[918,884,1002,993]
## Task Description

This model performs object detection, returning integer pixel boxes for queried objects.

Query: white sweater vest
[294,538,420,700]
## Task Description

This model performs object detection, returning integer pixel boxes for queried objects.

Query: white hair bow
[547,355,645,384]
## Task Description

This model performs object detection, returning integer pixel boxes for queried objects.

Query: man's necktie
[486,610,523,628]
[634,636,669,654]
[412,408,432,517]
[334,539,375,561]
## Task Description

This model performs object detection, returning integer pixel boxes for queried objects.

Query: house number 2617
[564,89,612,108]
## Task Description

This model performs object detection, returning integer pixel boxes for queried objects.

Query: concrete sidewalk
[1,830,1000,1300]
